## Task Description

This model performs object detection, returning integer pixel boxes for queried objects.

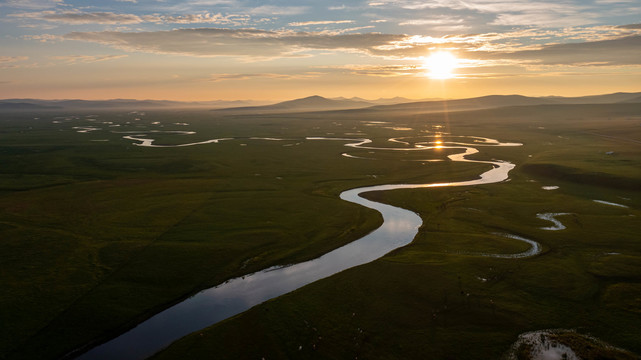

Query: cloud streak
[289,20,355,27]
[369,0,609,27]
[500,35,641,66]
[317,64,421,77]
[49,54,128,64]
[0,55,29,68]
[0,0,63,10]
[8,10,250,25]
[206,72,321,82]
[56,24,641,70]
[63,28,405,59]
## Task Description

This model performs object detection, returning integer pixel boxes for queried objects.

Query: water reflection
[537,213,571,231]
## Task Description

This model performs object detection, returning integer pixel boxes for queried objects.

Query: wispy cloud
[317,64,421,77]
[9,11,144,24]
[499,35,641,66]
[0,0,63,10]
[182,0,238,5]
[147,13,249,25]
[23,33,58,42]
[206,72,321,82]
[8,10,250,25]
[62,28,405,59]
[398,16,470,31]
[248,6,308,15]
[490,12,597,27]
[369,0,600,27]
[0,56,29,68]
[399,17,464,26]
[289,20,354,27]
[52,24,641,69]
[49,54,128,64]
[368,0,580,13]
[0,56,29,63]
[619,23,641,29]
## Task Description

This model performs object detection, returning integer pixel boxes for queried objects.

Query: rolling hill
[211,95,375,113]
[1,91,640,113]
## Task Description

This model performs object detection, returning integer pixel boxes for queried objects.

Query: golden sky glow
[1,1,640,101]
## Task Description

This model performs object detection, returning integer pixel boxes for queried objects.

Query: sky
[1,0,640,101]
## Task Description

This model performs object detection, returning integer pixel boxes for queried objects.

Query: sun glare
[424,51,458,79]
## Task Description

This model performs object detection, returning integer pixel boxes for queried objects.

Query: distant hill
[620,95,641,103]
[364,94,562,113]
[331,96,442,105]
[212,95,374,113]
[2,91,640,113]
[0,102,61,110]
[0,98,267,111]
[214,92,641,115]
[542,92,641,104]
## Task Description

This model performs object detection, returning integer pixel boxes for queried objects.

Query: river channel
[76,136,528,360]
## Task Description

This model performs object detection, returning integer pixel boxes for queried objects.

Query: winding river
[76,135,535,360]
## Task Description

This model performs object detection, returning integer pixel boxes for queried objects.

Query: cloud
[144,13,249,25]
[48,54,128,64]
[289,20,354,27]
[8,10,250,25]
[368,0,579,13]
[317,64,421,77]
[398,16,470,31]
[0,56,29,68]
[500,35,641,66]
[206,72,321,82]
[9,11,143,24]
[399,17,464,26]
[0,56,29,63]
[182,0,237,5]
[324,26,376,35]
[248,6,308,15]
[490,12,598,27]
[0,0,63,10]
[369,0,599,27]
[618,23,641,29]
[23,33,58,42]
[63,28,405,59]
[58,24,641,69]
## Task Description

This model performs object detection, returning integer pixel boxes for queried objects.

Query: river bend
[76,136,527,360]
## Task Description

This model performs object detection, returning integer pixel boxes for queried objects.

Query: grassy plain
[1,103,640,359]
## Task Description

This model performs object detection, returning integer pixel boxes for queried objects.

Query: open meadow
[1,102,640,359]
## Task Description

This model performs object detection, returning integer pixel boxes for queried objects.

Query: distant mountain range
[331,96,442,105]
[211,92,641,114]
[0,98,269,111]
[211,95,374,113]
[1,92,640,113]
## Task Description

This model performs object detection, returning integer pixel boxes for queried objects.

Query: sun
[424,51,459,79]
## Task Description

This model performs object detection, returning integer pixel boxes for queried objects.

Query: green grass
[1,103,640,359]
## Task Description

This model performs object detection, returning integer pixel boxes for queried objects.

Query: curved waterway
[76,136,528,360]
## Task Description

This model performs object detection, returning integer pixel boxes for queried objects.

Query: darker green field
[1,103,640,359]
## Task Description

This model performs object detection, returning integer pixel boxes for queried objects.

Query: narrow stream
[76,136,526,360]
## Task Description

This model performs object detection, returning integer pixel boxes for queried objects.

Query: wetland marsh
[1,102,640,360]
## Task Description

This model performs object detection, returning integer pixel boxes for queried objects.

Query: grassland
[1,103,640,359]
